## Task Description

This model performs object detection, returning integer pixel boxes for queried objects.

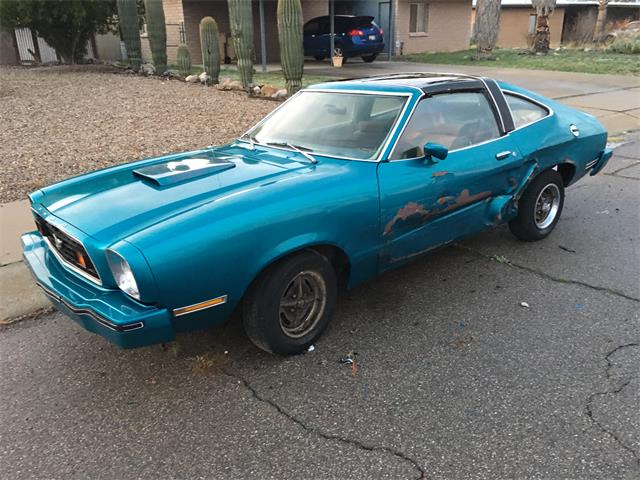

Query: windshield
[246,91,407,160]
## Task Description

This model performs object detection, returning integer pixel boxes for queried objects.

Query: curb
[0,261,50,322]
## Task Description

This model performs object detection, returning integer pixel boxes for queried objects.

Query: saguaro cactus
[199,17,221,85]
[144,0,167,74]
[228,0,254,88]
[116,0,142,71]
[177,44,191,77]
[277,0,304,94]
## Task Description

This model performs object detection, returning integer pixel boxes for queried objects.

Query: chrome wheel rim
[534,183,561,229]
[279,271,326,339]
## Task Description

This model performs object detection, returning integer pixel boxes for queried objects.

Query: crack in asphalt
[224,369,427,479]
[454,245,640,303]
[585,343,640,467]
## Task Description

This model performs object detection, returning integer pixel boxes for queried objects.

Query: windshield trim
[238,89,415,163]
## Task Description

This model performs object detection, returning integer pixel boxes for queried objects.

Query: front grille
[34,214,100,282]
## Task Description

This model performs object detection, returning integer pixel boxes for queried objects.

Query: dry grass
[0,65,277,203]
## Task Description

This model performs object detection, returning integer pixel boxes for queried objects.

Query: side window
[505,93,549,128]
[391,91,500,159]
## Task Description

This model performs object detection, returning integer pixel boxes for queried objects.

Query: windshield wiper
[239,134,258,150]
[265,141,317,164]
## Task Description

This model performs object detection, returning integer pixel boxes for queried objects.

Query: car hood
[34,143,315,243]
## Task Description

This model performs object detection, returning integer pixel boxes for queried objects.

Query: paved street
[1,128,639,478]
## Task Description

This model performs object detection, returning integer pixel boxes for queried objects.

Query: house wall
[395,0,472,55]
[95,32,122,61]
[182,0,282,65]
[492,6,565,48]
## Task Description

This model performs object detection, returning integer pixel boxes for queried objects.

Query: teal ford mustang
[22,73,612,355]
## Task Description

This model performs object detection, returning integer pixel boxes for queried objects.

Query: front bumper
[22,232,175,348]
[588,147,613,176]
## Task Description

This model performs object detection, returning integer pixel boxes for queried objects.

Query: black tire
[314,55,325,61]
[509,169,565,241]
[362,54,377,63]
[243,250,337,355]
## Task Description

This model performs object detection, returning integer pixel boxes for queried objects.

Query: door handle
[496,151,512,160]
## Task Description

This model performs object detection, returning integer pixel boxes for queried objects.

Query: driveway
[305,60,640,135]
[1,133,638,478]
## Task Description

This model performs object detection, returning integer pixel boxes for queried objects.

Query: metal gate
[15,28,58,63]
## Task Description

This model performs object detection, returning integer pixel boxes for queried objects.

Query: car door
[303,19,322,56]
[377,89,522,268]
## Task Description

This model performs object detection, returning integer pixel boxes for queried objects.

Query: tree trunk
[594,1,608,41]
[533,13,550,53]
[474,0,501,60]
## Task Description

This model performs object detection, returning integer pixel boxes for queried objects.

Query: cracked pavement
[1,138,639,479]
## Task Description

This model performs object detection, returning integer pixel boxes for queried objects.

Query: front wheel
[242,251,337,355]
[361,54,377,63]
[509,169,565,241]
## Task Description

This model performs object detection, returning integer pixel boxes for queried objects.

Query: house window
[528,14,537,35]
[409,2,429,34]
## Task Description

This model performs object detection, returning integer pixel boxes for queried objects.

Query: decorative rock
[185,74,200,83]
[141,63,156,75]
[199,71,210,84]
[216,77,233,90]
[260,84,279,97]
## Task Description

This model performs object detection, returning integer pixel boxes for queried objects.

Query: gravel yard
[0,65,276,203]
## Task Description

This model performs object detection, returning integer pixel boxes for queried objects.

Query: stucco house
[140,0,473,65]
[471,0,640,49]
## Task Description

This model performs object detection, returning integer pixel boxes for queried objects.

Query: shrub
[608,32,640,54]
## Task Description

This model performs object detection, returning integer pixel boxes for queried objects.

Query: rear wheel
[242,251,337,355]
[362,54,377,63]
[509,169,565,241]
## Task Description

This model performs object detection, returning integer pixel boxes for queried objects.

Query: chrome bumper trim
[37,283,144,332]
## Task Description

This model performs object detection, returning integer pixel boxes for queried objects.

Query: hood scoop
[133,156,237,186]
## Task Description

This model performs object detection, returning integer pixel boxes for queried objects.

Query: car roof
[309,73,490,95]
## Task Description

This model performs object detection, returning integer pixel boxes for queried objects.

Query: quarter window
[504,93,549,128]
[409,2,429,33]
[391,91,500,159]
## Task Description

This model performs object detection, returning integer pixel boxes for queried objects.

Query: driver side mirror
[423,142,448,163]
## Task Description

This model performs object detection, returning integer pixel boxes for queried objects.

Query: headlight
[106,250,140,300]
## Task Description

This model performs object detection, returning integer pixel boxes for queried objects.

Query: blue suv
[303,15,385,63]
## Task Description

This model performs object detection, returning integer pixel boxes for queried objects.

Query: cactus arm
[116,0,142,71]
[199,17,221,85]
[228,0,254,88]
[144,0,168,74]
[277,0,304,94]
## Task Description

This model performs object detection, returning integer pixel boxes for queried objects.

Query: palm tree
[594,0,609,41]
[531,0,556,53]
[474,0,501,59]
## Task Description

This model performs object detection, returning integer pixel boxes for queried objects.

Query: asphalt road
[1,138,638,480]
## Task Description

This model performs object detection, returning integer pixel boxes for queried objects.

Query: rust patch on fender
[384,189,492,237]
[383,202,430,236]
